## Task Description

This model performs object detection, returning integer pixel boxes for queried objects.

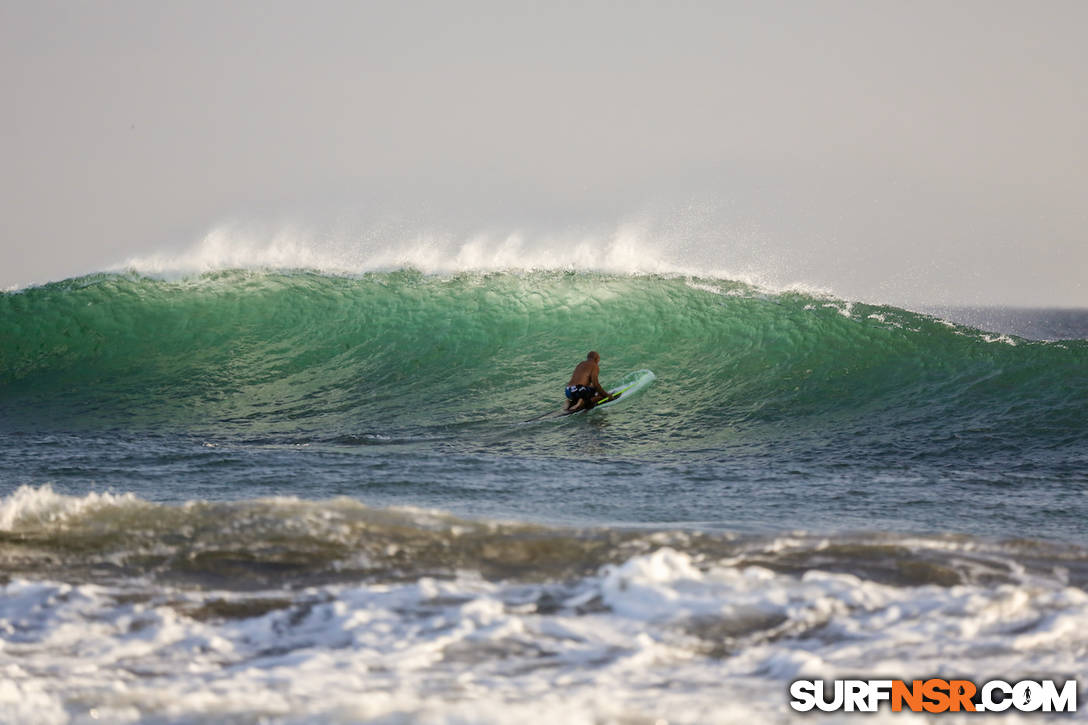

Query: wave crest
[115,220,799,292]
[0,484,140,531]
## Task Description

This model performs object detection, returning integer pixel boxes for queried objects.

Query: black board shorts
[565,385,594,402]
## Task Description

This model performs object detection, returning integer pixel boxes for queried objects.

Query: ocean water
[1,266,1086,723]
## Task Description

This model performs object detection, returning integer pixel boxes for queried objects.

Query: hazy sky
[2,0,1086,306]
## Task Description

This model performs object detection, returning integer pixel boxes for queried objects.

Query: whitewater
[1,230,1086,723]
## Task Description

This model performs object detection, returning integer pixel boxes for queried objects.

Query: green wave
[2,271,1085,458]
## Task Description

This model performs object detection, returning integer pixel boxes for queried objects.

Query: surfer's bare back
[563,351,617,412]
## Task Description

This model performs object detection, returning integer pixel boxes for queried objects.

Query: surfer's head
[587,351,600,362]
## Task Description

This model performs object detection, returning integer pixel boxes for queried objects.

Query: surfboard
[558,369,656,417]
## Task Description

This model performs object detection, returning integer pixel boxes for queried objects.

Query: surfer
[563,351,617,412]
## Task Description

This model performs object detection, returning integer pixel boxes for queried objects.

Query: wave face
[2,270,1086,459]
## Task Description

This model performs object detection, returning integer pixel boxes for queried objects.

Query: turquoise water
[2,270,1085,539]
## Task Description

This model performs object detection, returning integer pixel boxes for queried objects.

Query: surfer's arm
[590,371,608,396]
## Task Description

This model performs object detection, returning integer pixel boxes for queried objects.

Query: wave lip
[113,221,791,291]
[0,484,140,531]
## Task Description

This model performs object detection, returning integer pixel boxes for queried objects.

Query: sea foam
[0,544,1085,724]
[0,484,139,531]
[114,219,824,297]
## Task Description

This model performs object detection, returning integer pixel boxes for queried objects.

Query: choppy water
[1,269,1086,723]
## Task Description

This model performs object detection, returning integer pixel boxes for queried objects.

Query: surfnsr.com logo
[789,679,1078,713]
